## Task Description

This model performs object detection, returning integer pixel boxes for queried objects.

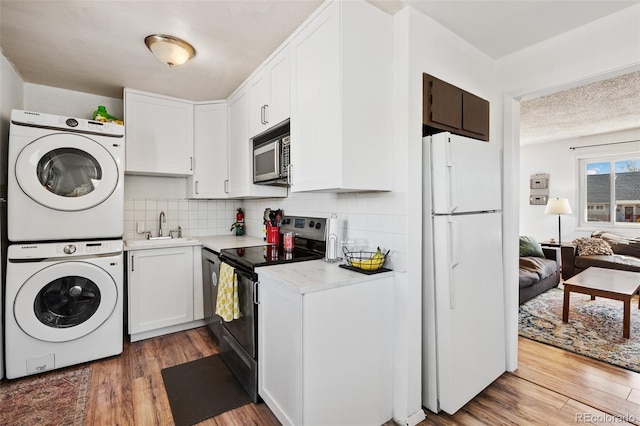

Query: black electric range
[214,215,328,403]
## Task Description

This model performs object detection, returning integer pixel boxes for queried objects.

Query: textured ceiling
[520,70,640,145]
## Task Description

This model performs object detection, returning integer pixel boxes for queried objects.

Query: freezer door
[430,133,501,214]
[432,212,505,414]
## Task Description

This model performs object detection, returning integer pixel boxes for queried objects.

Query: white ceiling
[1,0,639,142]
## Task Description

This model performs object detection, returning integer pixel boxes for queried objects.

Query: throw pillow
[573,237,614,256]
[591,231,640,257]
[519,236,545,258]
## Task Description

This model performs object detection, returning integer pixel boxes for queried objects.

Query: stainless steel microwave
[253,134,290,185]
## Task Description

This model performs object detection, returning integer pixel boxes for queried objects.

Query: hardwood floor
[84,326,279,426]
[422,337,640,425]
[5,327,639,425]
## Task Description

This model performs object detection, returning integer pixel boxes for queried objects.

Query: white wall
[520,128,640,241]
[0,51,25,381]
[24,83,123,120]
[1,54,24,191]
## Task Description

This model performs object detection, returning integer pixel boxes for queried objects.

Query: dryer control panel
[11,109,124,137]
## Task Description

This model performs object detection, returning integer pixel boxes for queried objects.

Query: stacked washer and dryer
[5,110,125,379]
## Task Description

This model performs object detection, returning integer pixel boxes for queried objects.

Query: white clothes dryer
[8,109,124,242]
[5,240,123,379]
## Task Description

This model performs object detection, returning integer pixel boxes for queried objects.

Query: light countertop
[198,235,267,253]
[257,259,394,295]
[124,234,266,252]
[125,235,393,294]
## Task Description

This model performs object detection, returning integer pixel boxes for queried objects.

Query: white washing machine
[5,240,123,379]
[8,109,124,242]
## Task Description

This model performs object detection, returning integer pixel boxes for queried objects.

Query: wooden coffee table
[563,267,640,339]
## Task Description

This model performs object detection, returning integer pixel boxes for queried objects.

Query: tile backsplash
[124,198,238,241]
[242,191,408,272]
[124,191,408,272]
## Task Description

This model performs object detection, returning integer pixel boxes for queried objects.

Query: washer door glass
[34,276,102,328]
[37,148,102,198]
[14,261,118,342]
[15,133,119,211]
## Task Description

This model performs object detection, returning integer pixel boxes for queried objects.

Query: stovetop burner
[220,244,323,270]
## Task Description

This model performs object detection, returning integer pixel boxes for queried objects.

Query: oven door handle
[253,281,259,305]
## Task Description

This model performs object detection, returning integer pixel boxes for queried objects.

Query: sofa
[519,236,561,304]
[564,231,640,279]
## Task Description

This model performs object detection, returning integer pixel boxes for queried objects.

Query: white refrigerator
[422,132,505,414]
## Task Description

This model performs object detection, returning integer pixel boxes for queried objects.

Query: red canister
[267,226,280,244]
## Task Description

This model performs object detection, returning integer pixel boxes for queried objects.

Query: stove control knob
[308,220,315,227]
[315,223,322,229]
[63,245,76,255]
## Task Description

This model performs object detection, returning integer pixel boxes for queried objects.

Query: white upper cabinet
[247,69,269,138]
[289,0,392,192]
[188,102,228,199]
[228,88,287,199]
[124,88,194,176]
[248,48,291,138]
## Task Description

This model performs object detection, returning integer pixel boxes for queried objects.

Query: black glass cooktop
[220,245,323,270]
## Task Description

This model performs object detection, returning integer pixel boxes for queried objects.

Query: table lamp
[544,198,572,244]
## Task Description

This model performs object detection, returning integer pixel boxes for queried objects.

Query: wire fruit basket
[342,246,390,271]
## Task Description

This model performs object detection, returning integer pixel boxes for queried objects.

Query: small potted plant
[230,221,244,236]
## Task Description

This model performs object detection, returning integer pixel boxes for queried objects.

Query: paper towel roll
[326,213,338,261]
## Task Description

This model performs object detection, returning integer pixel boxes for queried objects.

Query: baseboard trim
[393,408,426,426]
[129,320,206,342]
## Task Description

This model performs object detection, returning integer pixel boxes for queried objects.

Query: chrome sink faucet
[159,211,166,237]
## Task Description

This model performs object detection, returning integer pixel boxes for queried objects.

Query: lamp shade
[145,34,195,66]
[544,198,572,215]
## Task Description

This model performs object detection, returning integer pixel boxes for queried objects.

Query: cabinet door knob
[195,181,199,195]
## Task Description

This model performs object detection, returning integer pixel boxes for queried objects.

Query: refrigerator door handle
[449,218,459,309]
[446,142,457,213]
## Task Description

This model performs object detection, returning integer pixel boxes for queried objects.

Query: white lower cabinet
[258,274,393,425]
[128,246,202,342]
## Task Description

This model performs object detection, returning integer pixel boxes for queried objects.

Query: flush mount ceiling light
[144,34,196,67]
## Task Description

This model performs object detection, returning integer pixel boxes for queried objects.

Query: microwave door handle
[274,139,281,178]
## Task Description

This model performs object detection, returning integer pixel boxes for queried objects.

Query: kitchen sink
[125,237,199,249]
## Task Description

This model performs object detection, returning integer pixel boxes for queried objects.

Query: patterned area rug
[0,364,91,426]
[519,285,640,372]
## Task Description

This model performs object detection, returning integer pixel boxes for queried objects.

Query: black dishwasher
[201,247,222,341]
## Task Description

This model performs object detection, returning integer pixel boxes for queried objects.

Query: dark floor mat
[161,354,251,426]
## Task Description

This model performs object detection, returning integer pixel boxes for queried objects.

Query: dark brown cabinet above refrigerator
[422,73,490,141]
